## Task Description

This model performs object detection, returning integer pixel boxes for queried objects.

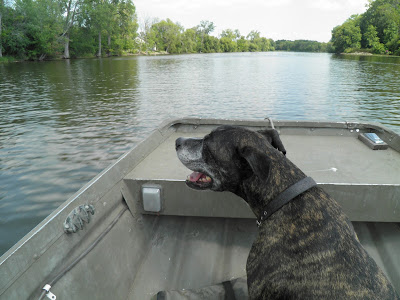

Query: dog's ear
[239,147,272,181]
[257,129,287,156]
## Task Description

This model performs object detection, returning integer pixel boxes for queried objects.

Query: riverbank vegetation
[0,0,138,60]
[0,0,330,61]
[4,0,397,61]
[331,0,400,55]
[275,40,333,53]
[137,19,331,54]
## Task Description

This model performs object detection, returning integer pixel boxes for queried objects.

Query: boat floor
[122,215,400,299]
[127,215,254,299]
[81,210,400,299]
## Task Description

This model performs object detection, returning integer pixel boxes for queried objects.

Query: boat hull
[1,118,399,299]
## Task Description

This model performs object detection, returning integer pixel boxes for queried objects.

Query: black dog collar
[256,177,317,227]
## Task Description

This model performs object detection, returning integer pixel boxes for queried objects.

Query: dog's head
[175,125,286,193]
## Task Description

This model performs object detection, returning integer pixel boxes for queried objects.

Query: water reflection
[0,58,140,254]
[330,54,400,127]
[0,52,399,255]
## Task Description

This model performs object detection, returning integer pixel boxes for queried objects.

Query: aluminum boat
[1,118,399,299]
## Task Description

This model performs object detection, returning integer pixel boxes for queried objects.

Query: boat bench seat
[122,131,400,222]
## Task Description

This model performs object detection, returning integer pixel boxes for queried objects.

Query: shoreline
[0,51,170,64]
[342,52,400,58]
[342,52,373,56]
[2,50,400,64]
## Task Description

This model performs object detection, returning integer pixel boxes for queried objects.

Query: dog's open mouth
[186,171,213,190]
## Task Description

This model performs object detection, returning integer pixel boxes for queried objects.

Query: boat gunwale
[0,120,175,295]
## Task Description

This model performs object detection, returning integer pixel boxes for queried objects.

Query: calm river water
[1,52,400,255]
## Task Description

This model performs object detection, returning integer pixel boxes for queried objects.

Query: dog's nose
[175,137,184,151]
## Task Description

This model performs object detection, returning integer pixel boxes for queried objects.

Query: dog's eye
[202,142,216,162]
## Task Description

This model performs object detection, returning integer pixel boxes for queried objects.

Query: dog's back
[247,186,399,299]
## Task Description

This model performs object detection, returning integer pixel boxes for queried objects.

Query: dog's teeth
[205,176,211,182]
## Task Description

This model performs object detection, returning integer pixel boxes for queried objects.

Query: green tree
[221,29,239,41]
[332,0,400,55]
[246,31,274,52]
[383,21,399,53]
[68,24,95,56]
[219,37,236,52]
[181,28,197,53]
[0,0,3,57]
[197,20,214,52]
[364,24,385,53]
[1,4,27,58]
[13,0,64,60]
[247,30,260,51]
[203,34,220,52]
[80,0,116,57]
[0,0,138,59]
[361,0,400,41]
[259,37,274,51]
[111,0,138,54]
[275,40,291,51]
[151,19,183,53]
[236,36,249,52]
[59,0,82,58]
[0,0,12,58]
[246,30,260,41]
[331,15,362,53]
[219,29,239,52]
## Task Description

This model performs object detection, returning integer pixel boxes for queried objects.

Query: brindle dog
[175,125,399,299]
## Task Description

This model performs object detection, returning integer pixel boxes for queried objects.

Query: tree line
[2,0,399,61]
[275,40,332,53]
[0,0,138,61]
[331,0,400,55]
[138,19,277,54]
[0,0,330,61]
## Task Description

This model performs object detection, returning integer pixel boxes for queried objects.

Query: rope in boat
[38,205,128,300]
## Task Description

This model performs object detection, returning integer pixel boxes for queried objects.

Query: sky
[133,0,369,43]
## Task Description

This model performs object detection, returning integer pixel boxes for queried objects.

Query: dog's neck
[237,155,307,219]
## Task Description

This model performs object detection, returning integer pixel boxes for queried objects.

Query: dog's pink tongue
[189,171,203,182]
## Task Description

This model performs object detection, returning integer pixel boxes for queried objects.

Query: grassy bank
[0,56,18,63]
[341,48,400,57]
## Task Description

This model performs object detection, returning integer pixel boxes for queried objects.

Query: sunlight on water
[0,52,399,254]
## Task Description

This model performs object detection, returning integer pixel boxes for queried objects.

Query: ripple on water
[0,53,399,255]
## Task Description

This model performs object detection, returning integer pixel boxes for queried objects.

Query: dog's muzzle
[176,137,214,190]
